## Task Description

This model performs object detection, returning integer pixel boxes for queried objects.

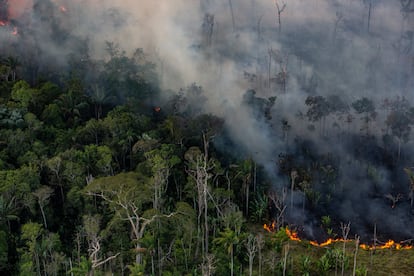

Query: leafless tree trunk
[228,0,236,32]
[268,189,287,231]
[202,13,215,47]
[385,193,403,208]
[33,186,54,229]
[352,235,360,276]
[367,1,372,32]
[185,135,216,260]
[245,234,258,276]
[275,1,287,34]
[256,233,264,276]
[201,254,216,276]
[340,222,351,276]
[290,170,298,209]
[282,242,289,276]
[83,215,119,273]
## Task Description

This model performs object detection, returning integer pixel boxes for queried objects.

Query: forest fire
[263,222,413,250]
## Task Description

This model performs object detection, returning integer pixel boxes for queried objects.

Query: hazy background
[1,0,414,240]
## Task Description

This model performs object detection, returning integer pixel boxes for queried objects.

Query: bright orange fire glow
[263,221,413,250]
[285,228,301,241]
[263,221,276,233]
[0,21,7,26]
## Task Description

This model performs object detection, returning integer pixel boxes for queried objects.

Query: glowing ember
[263,222,412,250]
[59,6,67,13]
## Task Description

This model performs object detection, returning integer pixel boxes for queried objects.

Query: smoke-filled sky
[1,0,414,240]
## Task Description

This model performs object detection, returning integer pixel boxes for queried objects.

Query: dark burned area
[272,133,414,243]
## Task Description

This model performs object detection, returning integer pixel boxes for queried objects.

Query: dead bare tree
[245,234,258,276]
[290,169,298,209]
[363,0,373,32]
[202,13,215,47]
[86,185,176,265]
[340,222,351,276]
[385,193,403,209]
[269,48,289,93]
[352,235,360,276]
[83,215,120,273]
[201,254,216,276]
[256,233,264,276]
[228,0,236,32]
[32,186,54,229]
[268,189,287,231]
[185,135,217,260]
[404,167,414,209]
[275,0,287,34]
[282,242,290,276]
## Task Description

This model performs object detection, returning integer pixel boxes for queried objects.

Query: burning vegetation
[263,222,413,250]
[0,0,414,275]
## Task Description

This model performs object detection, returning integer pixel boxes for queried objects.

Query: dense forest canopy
[0,0,414,275]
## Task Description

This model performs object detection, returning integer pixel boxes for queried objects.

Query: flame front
[263,221,276,233]
[285,228,301,241]
[263,222,412,250]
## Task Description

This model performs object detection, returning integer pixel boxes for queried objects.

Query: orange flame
[359,240,413,251]
[263,222,412,250]
[285,228,301,241]
[263,221,276,233]
[0,21,7,26]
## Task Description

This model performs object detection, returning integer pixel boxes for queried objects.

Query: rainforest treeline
[0,43,414,276]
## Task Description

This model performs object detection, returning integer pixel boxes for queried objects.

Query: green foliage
[355,266,368,276]
[84,144,113,176]
[300,255,312,276]
[0,106,25,128]
[317,253,331,275]
[10,80,34,108]
[249,193,268,222]
[127,263,145,276]
[70,257,91,276]
[321,215,331,228]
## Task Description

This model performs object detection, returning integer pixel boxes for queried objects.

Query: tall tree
[32,186,53,229]
[85,172,176,265]
[144,144,181,211]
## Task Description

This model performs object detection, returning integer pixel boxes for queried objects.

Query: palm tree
[56,90,88,126]
[213,228,240,276]
[0,195,19,230]
[89,84,115,120]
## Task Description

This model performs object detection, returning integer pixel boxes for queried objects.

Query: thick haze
[1,0,414,240]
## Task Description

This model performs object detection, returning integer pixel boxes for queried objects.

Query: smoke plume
[1,0,414,241]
